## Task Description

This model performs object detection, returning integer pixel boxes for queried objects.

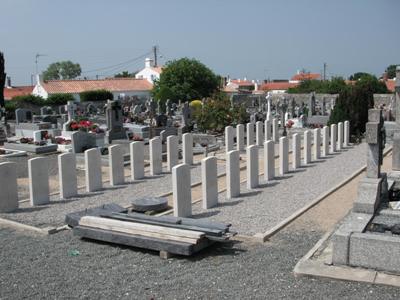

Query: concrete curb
[253,146,393,243]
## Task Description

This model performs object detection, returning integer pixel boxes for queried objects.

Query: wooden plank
[65,203,126,227]
[79,216,204,241]
[178,217,231,232]
[106,213,224,236]
[73,226,194,256]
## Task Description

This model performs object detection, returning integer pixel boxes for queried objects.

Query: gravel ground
[189,143,368,235]
[0,223,399,299]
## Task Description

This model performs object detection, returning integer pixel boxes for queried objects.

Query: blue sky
[1,0,399,85]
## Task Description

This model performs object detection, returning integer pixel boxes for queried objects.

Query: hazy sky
[1,0,399,85]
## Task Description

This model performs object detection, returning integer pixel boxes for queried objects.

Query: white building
[135,58,163,84]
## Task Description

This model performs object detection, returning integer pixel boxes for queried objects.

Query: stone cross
[365,109,385,178]
[65,101,76,122]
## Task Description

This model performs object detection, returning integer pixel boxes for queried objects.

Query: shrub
[47,93,75,105]
[11,94,45,106]
[80,89,113,102]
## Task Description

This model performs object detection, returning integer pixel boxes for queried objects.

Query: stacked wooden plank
[73,212,234,257]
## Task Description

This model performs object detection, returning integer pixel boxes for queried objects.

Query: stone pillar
[225,126,234,152]
[247,145,259,189]
[58,153,77,199]
[246,123,255,146]
[167,135,179,172]
[322,126,329,157]
[314,128,321,160]
[272,118,279,142]
[201,156,218,209]
[109,144,124,186]
[264,140,275,180]
[292,133,300,170]
[226,150,240,198]
[182,133,193,165]
[85,148,102,192]
[256,121,263,146]
[338,122,344,150]
[264,120,271,141]
[150,137,162,175]
[172,163,192,217]
[344,120,350,147]
[29,157,50,205]
[279,137,288,175]
[130,141,144,180]
[304,130,311,164]
[366,110,384,178]
[0,162,18,212]
[236,124,244,151]
[330,124,337,153]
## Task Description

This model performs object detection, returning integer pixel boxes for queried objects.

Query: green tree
[349,72,370,81]
[385,64,398,79]
[287,77,347,94]
[152,58,219,103]
[114,71,136,78]
[42,61,81,80]
[80,89,113,102]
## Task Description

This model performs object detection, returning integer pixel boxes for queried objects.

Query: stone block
[365,122,379,144]
[58,153,77,199]
[226,150,240,198]
[246,123,255,146]
[368,109,381,122]
[353,177,382,214]
[201,156,218,209]
[272,118,279,143]
[225,126,234,152]
[304,130,311,164]
[236,124,244,151]
[130,141,144,180]
[264,120,271,141]
[28,157,50,205]
[292,133,300,169]
[0,162,18,212]
[247,145,259,189]
[322,126,329,157]
[344,120,350,147]
[256,121,263,146]
[85,148,102,192]
[167,135,179,172]
[279,137,288,175]
[313,128,321,160]
[182,133,193,165]
[109,144,125,186]
[337,122,343,150]
[150,137,162,175]
[264,140,275,180]
[330,124,337,153]
[172,164,192,217]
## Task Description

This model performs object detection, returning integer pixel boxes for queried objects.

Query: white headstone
[150,137,162,175]
[279,137,288,175]
[264,140,275,181]
[172,163,192,217]
[225,126,234,152]
[330,124,337,153]
[58,153,77,199]
[246,123,255,146]
[182,133,193,165]
[264,120,271,141]
[344,120,350,147]
[109,144,125,186]
[28,157,49,205]
[313,128,321,160]
[292,133,300,170]
[85,148,102,192]
[226,150,240,198]
[272,118,279,142]
[247,145,259,189]
[256,121,263,146]
[130,141,144,180]
[0,162,18,212]
[33,130,42,142]
[338,122,343,150]
[304,130,311,164]
[236,124,244,151]
[167,135,179,172]
[322,126,329,157]
[201,156,218,209]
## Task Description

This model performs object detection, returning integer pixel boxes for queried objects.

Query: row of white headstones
[0,120,349,217]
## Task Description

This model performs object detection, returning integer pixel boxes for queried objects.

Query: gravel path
[189,143,368,235]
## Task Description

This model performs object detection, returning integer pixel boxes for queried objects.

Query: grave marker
[225,126,234,152]
[247,145,259,188]
[226,150,240,198]
[58,153,77,199]
[279,137,288,175]
[109,144,125,186]
[236,124,244,151]
[130,141,145,180]
[201,156,218,209]
[85,148,102,192]
[172,164,192,217]
[182,133,193,165]
[29,157,50,205]
[0,162,18,212]
[167,135,179,172]
[150,137,162,175]
[264,140,275,180]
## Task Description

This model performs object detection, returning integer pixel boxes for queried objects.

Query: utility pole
[35,53,47,76]
[323,62,327,81]
[153,45,158,67]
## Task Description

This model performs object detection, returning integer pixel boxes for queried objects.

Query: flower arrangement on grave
[18,137,46,146]
[55,137,71,145]
[130,134,144,141]
[286,119,294,129]
[68,119,104,134]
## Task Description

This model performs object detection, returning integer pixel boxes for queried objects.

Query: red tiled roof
[291,73,321,81]
[260,82,298,91]
[386,79,395,92]
[41,78,153,94]
[4,86,34,100]
[230,79,254,86]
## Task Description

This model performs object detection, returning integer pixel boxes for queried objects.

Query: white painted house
[32,76,153,101]
[135,58,163,84]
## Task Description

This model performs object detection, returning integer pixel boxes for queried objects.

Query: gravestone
[105,100,126,142]
[15,108,32,125]
[308,92,316,117]
[181,102,192,132]
[62,101,77,131]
